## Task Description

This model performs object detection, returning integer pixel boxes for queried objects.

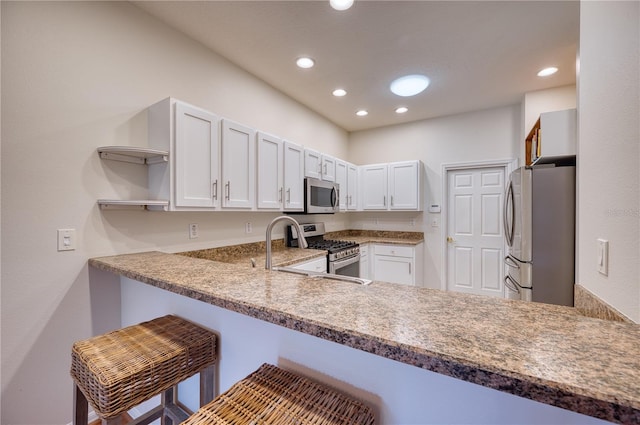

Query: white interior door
[447,167,505,297]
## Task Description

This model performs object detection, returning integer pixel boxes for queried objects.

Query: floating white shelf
[97,200,169,211]
[97,146,168,165]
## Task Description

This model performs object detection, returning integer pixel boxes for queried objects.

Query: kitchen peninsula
[89,247,639,424]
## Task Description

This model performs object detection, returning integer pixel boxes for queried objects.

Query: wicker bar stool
[182,363,375,425]
[70,315,217,425]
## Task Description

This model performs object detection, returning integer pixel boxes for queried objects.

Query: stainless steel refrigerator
[503,161,576,306]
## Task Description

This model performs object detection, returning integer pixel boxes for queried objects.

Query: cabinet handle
[323,163,327,175]
[212,180,218,200]
[286,188,291,204]
[409,263,412,275]
[391,195,394,206]
[225,181,230,200]
[279,187,283,203]
[383,195,386,206]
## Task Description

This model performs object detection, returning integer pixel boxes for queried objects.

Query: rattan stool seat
[70,315,217,421]
[182,363,375,425]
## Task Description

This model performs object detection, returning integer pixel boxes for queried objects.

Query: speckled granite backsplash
[179,239,286,262]
[326,229,424,241]
[575,284,632,322]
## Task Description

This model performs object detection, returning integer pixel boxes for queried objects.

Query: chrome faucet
[265,216,308,269]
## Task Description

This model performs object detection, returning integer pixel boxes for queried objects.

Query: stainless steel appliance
[287,222,360,277]
[503,160,576,306]
[304,178,339,214]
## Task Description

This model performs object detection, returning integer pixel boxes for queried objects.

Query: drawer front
[373,244,413,258]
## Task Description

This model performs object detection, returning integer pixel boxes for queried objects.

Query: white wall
[0,2,348,424]
[577,0,639,322]
[348,105,521,289]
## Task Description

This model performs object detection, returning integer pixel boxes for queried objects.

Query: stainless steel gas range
[286,223,360,277]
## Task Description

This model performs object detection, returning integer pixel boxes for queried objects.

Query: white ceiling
[133,0,579,132]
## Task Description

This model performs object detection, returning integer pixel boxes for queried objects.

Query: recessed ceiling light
[332,88,347,97]
[296,57,315,69]
[390,74,430,97]
[537,67,558,77]
[330,0,354,11]
[395,107,409,114]
[356,110,368,117]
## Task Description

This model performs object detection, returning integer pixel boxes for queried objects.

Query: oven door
[329,254,360,277]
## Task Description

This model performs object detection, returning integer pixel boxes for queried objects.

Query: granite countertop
[89,250,639,424]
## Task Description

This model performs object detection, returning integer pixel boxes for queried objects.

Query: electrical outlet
[597,239,609,275]
[189,223,199,239]
[57,229,76,251]
[245,222,252,234]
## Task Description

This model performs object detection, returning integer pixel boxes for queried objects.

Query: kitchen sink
[272,266,372,286]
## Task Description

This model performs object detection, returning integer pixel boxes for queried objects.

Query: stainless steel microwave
[304,177,339,214]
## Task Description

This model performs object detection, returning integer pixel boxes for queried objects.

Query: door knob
[447,236,455,243]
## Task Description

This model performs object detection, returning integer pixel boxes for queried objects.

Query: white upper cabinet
[221,119,256,209]
[304,148,336,182]
[526,108,577,165]
[346,163,358,210]
[361,164,389,210]
[256,132,283,210]
[283,141,305,211]
[321,154,336,182]
[336,160,358,211]
[304,148,322,180]
[388,160,421,210]
[361,160,423,211]
[336,160,348,211]
[148,98,220,211]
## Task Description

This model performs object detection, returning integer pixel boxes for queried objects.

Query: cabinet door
[359,244,370,279]
[256,132,283,210]
[335,160,348,211]
[346,163,358,210]
[292,257,327,273]
[283,141,304,211]
[304,148,322,179]
[373,255,414,285]
[221,119,255,209]
[361,164,388,210]
[389,161,419,210]
[175,102,220,208]
[321,155,336,182]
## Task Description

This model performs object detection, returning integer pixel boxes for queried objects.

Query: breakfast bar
[89,250,640,424]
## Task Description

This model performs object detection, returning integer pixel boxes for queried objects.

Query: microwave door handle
[331,186,338,208]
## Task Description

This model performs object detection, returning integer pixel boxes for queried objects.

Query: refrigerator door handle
[504,275,520,293]
[503,179,515,247]
[504,255,520,269]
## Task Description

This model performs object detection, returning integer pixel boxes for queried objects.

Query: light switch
[597,239,609,276]
[57,229,76,251]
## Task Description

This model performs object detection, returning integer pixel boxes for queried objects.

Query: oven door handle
[330,253,360,273]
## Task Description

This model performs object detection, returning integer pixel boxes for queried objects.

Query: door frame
[440,158,519,291]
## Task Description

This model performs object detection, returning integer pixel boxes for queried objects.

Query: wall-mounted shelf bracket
[98,200,169,211]
[97,146,169,165]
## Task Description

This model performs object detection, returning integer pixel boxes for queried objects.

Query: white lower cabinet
[372,243,423,285]
[359,244,370,279]
[292,257,327,273]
